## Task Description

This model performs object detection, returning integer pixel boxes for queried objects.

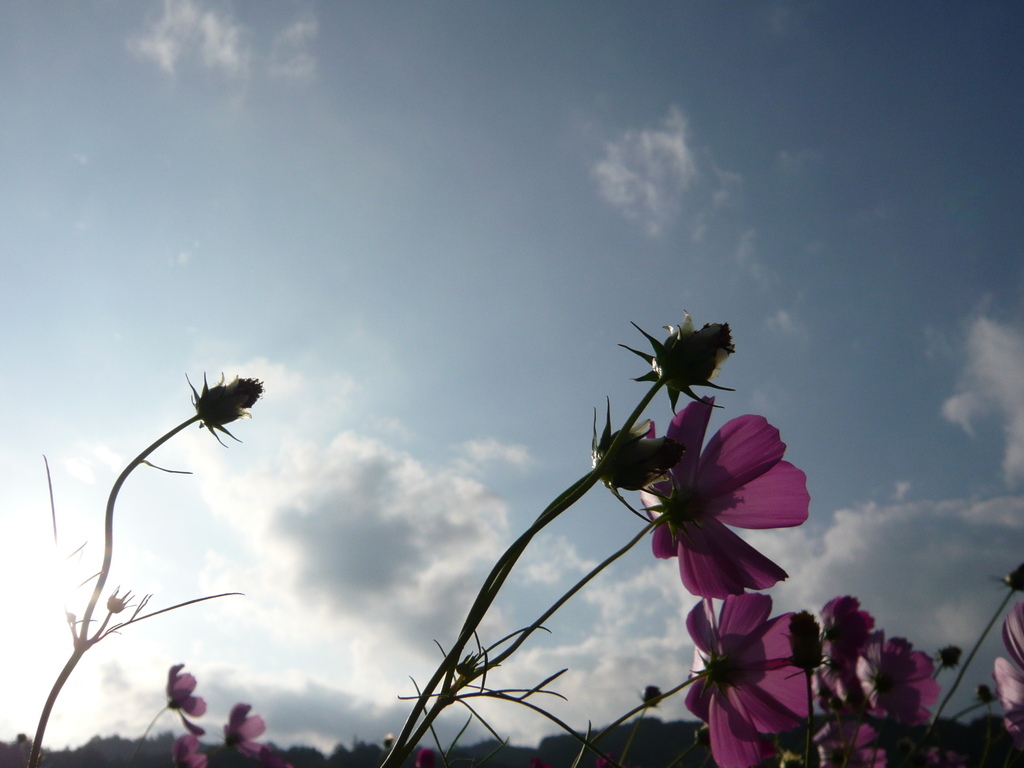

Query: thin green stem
[619,708,647,765]
[662,740,698,768]
[804,670,814,768]
[127,707,169,768]
[28,415,200,768]
[978,708,993,768]
[911,588,1015,757]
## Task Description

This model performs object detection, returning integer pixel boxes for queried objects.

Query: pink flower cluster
[167,665,291,768]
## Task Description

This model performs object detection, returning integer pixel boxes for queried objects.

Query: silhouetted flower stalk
[379,379,667,768]
[29,376,263,768]
[381,317,738,768]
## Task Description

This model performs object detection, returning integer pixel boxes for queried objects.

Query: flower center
[873,671,894,694]
[701,651,739,691]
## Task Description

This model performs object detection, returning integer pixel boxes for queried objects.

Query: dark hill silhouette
[1,717,1015,768]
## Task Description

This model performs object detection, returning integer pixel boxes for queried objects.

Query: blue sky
[2,0,1024,754]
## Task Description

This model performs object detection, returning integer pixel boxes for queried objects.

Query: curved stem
[29,415,200,768]
[381,382,663,768]
[128,707,169,768]
[80,416,201,638]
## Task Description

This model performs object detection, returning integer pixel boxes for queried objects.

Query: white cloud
[592,108,697,237]
[195,429,510,653]
[592,107,742,238]
[942,316,1024,483]
[129,0,249,77]
[269,15,317,81]
[460,437,532,470]
[765,308,810,345]
[517,535,596,585]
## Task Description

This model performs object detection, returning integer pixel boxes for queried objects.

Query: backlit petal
[697,415,785,499]
[705,461,809,529]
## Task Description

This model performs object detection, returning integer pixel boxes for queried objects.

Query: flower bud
[592,401,684,491]
[189,374,264,445]
[383,735,394,751]
[642,685,662,705]
[106,588,133,614]
[936,645,962,669]
[621,312,735,412]
[788,611,823,671]
[1005,562,1024,591]
[976,684,994,703]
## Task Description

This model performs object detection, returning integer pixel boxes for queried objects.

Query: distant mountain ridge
[1,717,1012,768]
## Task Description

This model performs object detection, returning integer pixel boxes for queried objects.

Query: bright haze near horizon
[2,0,1024,755]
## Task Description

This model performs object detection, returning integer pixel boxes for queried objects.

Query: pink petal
[228,703,252,730]
[677,516,789,599]
[1003,603,1024,671]
[665,398,714,489]
[717,593,773,640]
[696,415,785,500]
[685,675,712,723]
[734,676,805,733]
[649,520,677,559]
[239,714,267,741]
[686,598,718,656]
[708,689,763,768]
[995,657,1024,711]
[705,461,809,529]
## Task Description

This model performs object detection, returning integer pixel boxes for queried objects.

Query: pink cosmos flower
[685,593,808,768]
[416,748,435,768]
[167,664,207,716]
[640,397,809,598]
[814,721,883,768]
[993,601,1024,748]
[172,735,208,768]
[167,664,206,735]
[816,596,875,710]
[856,631,940,724]
[529,758,552,768]
[224,703,266,758]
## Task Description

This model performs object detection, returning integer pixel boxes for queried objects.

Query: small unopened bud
[642,685,662,705]
[936,645,962,669]
[107,587,133,614]
[592,401,684,491]
[1006,562,1024,591]
[621,313,735,412]
[383,734,394,751]
[976,684,994,703]
[788,611,823,671]
[189,373,264,446]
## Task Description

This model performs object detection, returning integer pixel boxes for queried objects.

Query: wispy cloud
[129,0,249,77]
[593,108,693,237]
[942,316,1024,484]
[593,107,741,238]
[269,15,317,81]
